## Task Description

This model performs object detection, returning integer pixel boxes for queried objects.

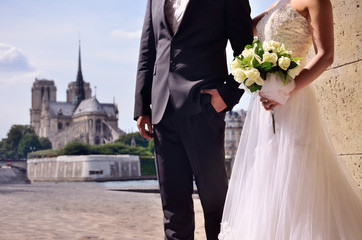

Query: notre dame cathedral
[30,44,125,149]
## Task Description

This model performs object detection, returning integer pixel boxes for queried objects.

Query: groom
[134,0,252,239]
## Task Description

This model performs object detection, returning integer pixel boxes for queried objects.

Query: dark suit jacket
[134,0,253,124]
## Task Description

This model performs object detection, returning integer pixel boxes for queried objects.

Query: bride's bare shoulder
[252,0,279,28]
[262,0,280,15]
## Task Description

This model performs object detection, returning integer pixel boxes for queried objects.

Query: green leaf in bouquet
[279,52,291,58]
[235,55,243,61]
[245,44,253,49]
[252,57,261,68]
[260,62,273,72]
[252,38,261,46]
[253,40,264,58]
[247,82,263,93]
[282,73,289,86]
[243,56,253,67]
[260,71,267,80]
[274,70,285,82]
[291,57,303,61]
[288,61,298,70]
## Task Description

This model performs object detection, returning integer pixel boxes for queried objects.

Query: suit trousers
[154,97,228,240]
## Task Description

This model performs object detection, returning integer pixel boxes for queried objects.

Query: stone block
[57,162,66,180]
[331,0,361,68]
[27,155,140,181]
[74,161,83,178]
[340,155,362,190]
[121,162,131,177]
[313,61,361,154]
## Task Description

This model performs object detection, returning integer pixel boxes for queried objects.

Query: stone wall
[312,0,361,189]
[0,167,29,184]
[27,155,141,182]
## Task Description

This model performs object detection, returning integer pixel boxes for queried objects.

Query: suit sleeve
[134,0,156,120]
[217,0,253,111]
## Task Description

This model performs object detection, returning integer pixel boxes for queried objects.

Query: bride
[219,0,362,239]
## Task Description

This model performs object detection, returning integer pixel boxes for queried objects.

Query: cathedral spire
[73,41,85,107]
[78,40,82,72]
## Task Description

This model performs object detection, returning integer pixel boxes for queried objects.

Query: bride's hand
[259,94,279,111]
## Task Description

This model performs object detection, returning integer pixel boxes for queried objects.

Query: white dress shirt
[165,0,190,34]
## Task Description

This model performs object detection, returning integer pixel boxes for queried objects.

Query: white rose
[278,43,286,53]
[244,78,254,87]
[244,76,264,87]
[245,68,260,81]
[271,40,282,50]
[252,55,262,64]
[244,68,263,86]
[287,64,301,79]
[230,58,242,72]
[262,52,278,66]
[241,48,254,58]
[278,56,291,70]
[255,77,264,86]
[263,40,281,53]
[232,68,247,83]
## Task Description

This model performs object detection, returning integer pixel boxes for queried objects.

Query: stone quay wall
[27,155,141,182]
[312,1,361,189]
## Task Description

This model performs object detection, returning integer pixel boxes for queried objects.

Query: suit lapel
[162,0,199,37]
[161,0,174,36]
[176,0,196,35]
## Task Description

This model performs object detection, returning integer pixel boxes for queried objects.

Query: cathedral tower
[30,79,57,134]
[66,42,92,105]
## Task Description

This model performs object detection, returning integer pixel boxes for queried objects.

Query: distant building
[30,44,124,149]
[225,109,247,167]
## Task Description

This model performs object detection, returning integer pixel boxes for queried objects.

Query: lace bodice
[256,1,312,61]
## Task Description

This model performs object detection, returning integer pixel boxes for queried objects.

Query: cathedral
[30,44,125,149]
[224,109,247,166]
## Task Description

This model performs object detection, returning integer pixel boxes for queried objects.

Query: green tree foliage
[140,156,156,176]
[58,140,96,156]
[39,137,52,150]
[98,142,152,156]
[46,139,153,157]
[6,125,35,150]
[0,125,35,159]
[148,139,154,153]
[116,132,149,148]
[17,134,42,158]
[0,141,6,160]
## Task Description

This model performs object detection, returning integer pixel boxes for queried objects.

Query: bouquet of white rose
[231,37,302,133]
[231,37,302,104]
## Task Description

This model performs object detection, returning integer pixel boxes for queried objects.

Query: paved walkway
[0,183,206,240]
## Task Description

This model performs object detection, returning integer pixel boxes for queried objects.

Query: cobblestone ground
[0,183,206,240]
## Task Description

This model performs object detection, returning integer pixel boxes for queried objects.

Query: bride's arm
[289,0,334,95]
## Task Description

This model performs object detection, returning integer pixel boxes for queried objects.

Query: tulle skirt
[219,86,362,240]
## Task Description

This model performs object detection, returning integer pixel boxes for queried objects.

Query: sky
[0,0,275,139]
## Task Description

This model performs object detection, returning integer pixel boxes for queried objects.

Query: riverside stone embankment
[0,167,29,184]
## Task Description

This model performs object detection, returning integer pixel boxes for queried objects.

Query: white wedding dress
[219,1,362,240]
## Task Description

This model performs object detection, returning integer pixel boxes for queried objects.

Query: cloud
[111,29,142,39]
[0,70,44,86]
[0,43,34,72]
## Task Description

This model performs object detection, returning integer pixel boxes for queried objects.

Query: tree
[0,140,6,160]
[0,125,35,159]
[116,132,149,148]
[6,125,35,149]
[17,134,42,158]
[59,140,95,155]
[39,137,52,150]
[148,138,154,153]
